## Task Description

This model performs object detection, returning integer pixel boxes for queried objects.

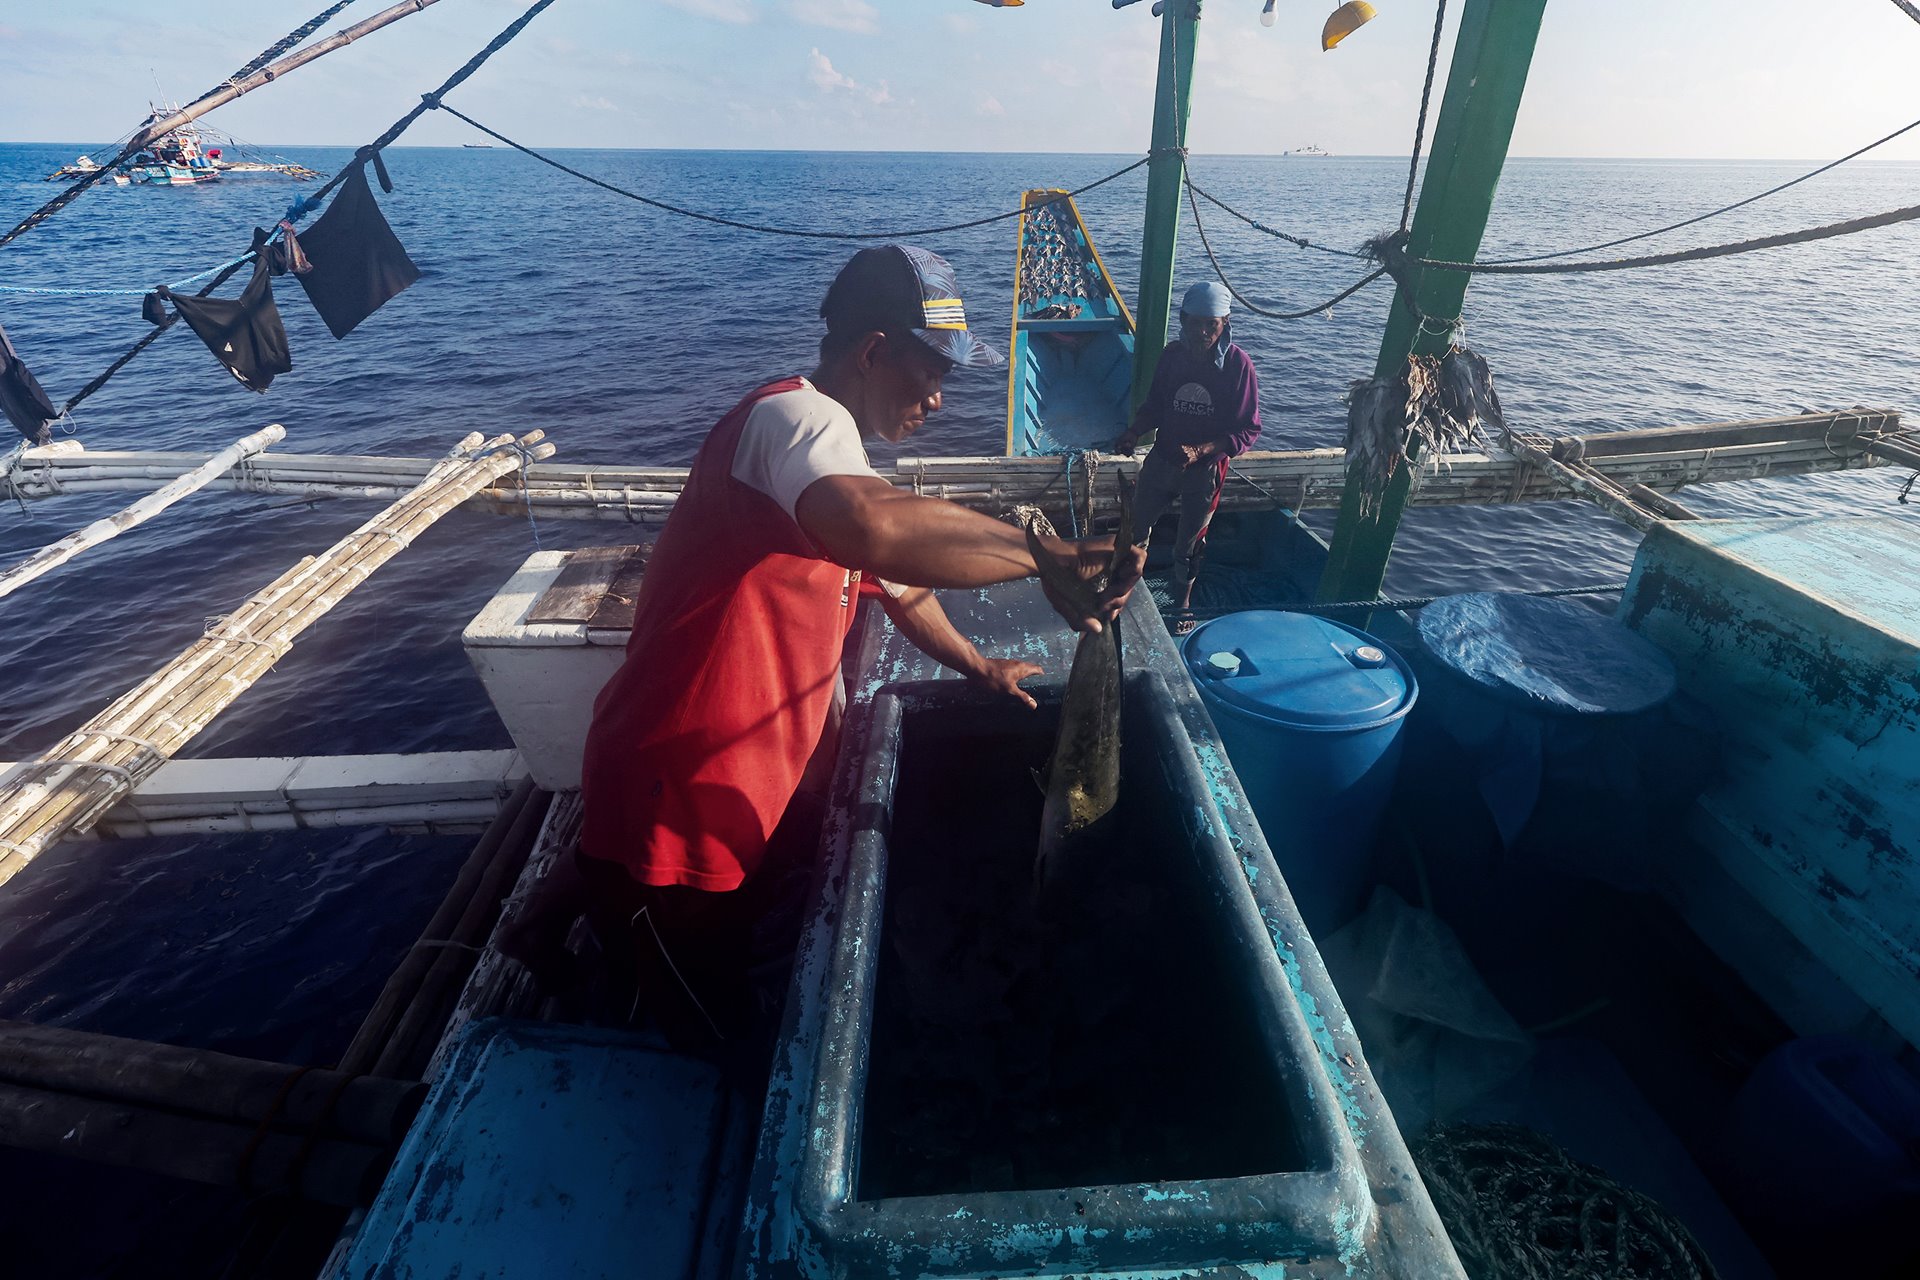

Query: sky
[3,0,1920,160]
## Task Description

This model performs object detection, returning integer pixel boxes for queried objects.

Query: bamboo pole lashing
[0,431,556,890]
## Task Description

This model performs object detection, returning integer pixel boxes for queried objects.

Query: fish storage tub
[1183,611,1416,934]
[763,671,1397,1277]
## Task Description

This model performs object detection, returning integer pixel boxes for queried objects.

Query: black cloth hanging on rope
[0,322,59,443]
[156,253,293,393]
[296,160,419,339]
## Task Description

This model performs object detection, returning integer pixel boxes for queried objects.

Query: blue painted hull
[1006,189,1136,457]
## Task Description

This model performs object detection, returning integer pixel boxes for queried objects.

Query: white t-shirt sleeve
[730,386,881,520]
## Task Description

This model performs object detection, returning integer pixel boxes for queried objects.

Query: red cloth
[580,377,862,890]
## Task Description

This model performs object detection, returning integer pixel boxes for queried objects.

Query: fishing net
[1018,197,1114,311]
[1412,1123,1723,1280]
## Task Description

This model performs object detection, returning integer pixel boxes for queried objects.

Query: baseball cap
[820,244,1005,369]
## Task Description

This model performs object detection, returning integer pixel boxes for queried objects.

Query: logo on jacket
[1173,382,1215,417]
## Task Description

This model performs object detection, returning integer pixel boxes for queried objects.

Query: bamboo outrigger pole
[0,424,284,602]
[0,430,555,892]
[1317,0,1550,604]
[1129,0,1203,416]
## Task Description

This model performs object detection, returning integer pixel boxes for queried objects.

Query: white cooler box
[462,545,648,791]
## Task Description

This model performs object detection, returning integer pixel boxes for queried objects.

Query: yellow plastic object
[1322,1,1377,49]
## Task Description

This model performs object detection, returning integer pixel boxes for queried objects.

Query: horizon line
[8,139,1920,165]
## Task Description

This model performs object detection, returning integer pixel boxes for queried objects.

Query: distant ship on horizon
[1285,144,1332,157]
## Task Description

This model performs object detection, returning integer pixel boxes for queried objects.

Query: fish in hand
[1024,472,1138,900]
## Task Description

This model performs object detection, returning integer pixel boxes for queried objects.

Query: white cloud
[977,95,1005,117]
[942,14,978,36]
[807,47,859,92]
[572,95,619,112]
[789,0,878,35]
[807,47,891,104]
[660,0,755,24]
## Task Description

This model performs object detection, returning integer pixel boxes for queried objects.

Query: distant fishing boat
[462,143,494,149]
[1286,144,1332,156]
[1006,188,1137,456]
[44,108,316,185]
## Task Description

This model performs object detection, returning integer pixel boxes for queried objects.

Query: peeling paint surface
[1622,516,1920,1045]
[736,583,1464,1279]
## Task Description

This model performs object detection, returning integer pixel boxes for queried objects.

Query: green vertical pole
[1316,0,1548,603]
[1130,0,1202,415]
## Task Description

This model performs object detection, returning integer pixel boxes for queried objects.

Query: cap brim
[914,327,1005,369]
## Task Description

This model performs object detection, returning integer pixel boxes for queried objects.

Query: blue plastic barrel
[1183,611,1416,933]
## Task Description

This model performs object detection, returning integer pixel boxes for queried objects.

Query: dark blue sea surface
[0,143,1917,1271]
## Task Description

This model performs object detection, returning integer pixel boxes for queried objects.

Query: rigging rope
[1183,177,1389,319]
[1182,180,1369,257]
[1402,0,1449,233]
[0,250,259,298]
[1480,110,1920,264]
[1415,198,1920,274]
[432,102,1150,239]
[1894,0,1920,25]
[58,255,256,416]
[187,1,361,109]
[54,0,561,415]
[0,0,371,250]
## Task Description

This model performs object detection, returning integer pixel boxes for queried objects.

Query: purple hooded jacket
[1138,338,1263,455]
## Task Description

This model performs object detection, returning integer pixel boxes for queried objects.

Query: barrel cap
[1183,610,1415,730]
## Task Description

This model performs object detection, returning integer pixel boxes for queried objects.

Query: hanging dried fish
[1434,344,1506,448]
[1343,343,1507,514]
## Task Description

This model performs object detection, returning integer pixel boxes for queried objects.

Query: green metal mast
[1130,0,1203,416]
[1316,0,1549,603]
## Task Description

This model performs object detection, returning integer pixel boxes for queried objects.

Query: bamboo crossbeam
[1507,434,1659,532]
[0,425,284,602]
[0,1020,424,1146]
[0,410,1900,533]
[0,431,557,892]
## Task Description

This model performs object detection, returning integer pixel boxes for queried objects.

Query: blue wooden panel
[344,1020,738,1280]
[1620,515,1920,1043]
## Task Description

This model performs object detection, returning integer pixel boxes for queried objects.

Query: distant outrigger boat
[115,116,222,186]
[44,110,317,185]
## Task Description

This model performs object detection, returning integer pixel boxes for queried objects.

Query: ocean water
[0,143,1917,1270]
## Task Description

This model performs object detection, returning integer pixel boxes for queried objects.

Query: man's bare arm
[796,475,1141,632]
[879,585,1041,709]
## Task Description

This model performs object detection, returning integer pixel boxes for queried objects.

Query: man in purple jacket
[1114,281,1262,617]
